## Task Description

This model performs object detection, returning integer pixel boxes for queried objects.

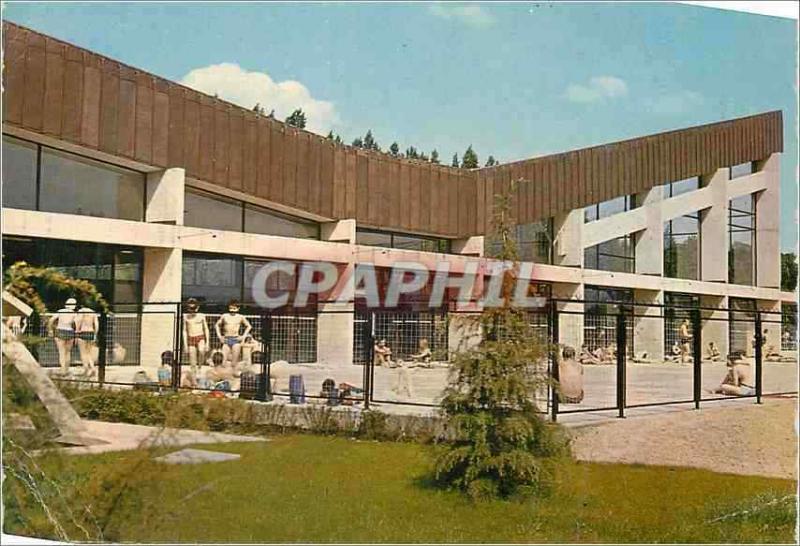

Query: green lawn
[5,434,796,543]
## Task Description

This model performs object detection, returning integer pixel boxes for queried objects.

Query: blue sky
[4,2,797,250]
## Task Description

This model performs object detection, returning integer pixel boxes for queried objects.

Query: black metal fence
[20,298,797,419]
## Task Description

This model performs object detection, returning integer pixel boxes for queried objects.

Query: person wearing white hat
[75,302,99,377]
[48,297,77,373]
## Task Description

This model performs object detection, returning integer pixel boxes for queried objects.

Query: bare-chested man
[48,297,77,374]
[679,319,692,363]
[215,300,252,368]
[182,298,209,385]
[709,354,755,396]
[75,304,99,377]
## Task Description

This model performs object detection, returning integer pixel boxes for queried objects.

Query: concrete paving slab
[154,448,241,464]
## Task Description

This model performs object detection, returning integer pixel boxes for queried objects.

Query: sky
[3,2,797,251]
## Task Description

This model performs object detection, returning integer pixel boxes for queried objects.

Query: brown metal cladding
[1,21,785,239]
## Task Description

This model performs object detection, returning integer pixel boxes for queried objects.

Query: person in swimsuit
[557,346,584,404]
[709,354,755,396]
[75,304,99,377]
[374,339,394,367]
[679,319,692,363]
[182,298,209,386]
[410,338,432,367]
[48,297,77,374]
[706,341,722,362]
[215,300,252,368]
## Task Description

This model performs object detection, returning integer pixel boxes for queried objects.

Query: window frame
[355,228,452,254]
[727,194,757,285]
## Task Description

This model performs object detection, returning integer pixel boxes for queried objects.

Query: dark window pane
[244,205,318,239]
[39,148,144,220]
[2,136,37,210]
[182,253,242,304]
[598,196,627,218]
[184,190,243,232]
[583,246,599,270]
[356,230,392,248]
[584,205,598,223]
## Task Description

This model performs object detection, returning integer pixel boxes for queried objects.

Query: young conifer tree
[435,179,567,500]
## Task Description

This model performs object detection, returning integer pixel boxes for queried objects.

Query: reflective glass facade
[356,229,450,253]
[2,134,145,220]
[728,194,756,285]
[584,235,636,273]
[486,219,553,263]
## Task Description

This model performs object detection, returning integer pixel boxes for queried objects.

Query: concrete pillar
[633,289,662,359]
[755,154,781,288]
[316,221,355,369]
[139,247,183,372]
[146,168,185,225]
[700,167,729,283]
[451,235,484,257]
[635,188,663,276]
[553,209,582,267]
[701,295,729,359]
[321,218,355,244]
[552,282,583,351]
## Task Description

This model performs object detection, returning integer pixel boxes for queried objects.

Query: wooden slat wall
[2,21,784,240]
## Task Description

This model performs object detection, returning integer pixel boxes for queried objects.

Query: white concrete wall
[635,188,663,276]
[633,289,663,358]
[146,168,185,225]
[755,154,781,289]
[140,247,183,371]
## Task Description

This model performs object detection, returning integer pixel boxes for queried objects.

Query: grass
[4,434,796,543]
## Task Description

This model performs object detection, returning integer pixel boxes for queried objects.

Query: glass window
[182,253,242,304]
[356,229,450,253]
[486,219,552,263]
[664,212,700,280]
[244,205,318,239]
[663,176,699,199]
[730,162,754,179]
[585,194,636,223]
[2,236,142,305]
[584,234,635,273]
[184,189,243,232]
[728,195,756,285]
[2,135,37,210]
[357,230,392,248]
[39,148,144,220]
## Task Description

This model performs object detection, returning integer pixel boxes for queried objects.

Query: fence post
[692,307,702,410]
[362,312,374,409]
[754,311,763,404]
[97,310,107,387]
[549,300,560,423]
[172,302,183,391]
[258,312,272,402]
[616,308,626,418]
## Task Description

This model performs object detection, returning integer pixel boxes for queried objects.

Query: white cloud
[565,76,629,103]
[180,63,339,134]
[428,3,495,27]
[645,90,705,115]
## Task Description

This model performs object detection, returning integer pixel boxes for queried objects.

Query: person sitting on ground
[706,341,722,362]
[631,350,651,363]
[374,339,394,367]
[667,342,682,363]
[157,350,173,387]
[206,350,235,385]
[592,346,607,363]
[410,338,432,366]
[579,344,602,365]
[764,344,783,361]
[709,354,755,397]
[557,346,584,404]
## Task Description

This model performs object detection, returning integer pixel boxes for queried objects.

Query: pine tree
[252,103,266,116]
[434,179,567,500]
[461,145,479,169]
[352,137,364,148]
[451,154,459,168]
[389,142,400,157]
[430,150,440,164]
[334,135,343,145]
[326,130,335,140]
[267,109,275,119]
[405,146,419,160]
[285,108,307,129]
[363,130,380,151]
[420,152,429,161]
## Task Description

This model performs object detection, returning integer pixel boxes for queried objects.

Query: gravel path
[571,397,798,479]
